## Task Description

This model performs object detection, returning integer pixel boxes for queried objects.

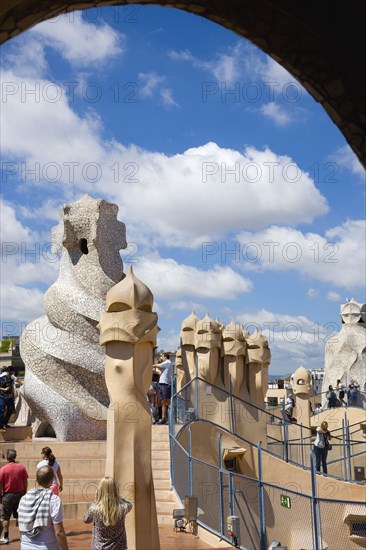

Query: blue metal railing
[171,376,365,482]
[169,415,366,550]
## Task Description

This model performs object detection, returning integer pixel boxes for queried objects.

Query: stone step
[152,449,170,460]
[61,503,174,526]
[0,439,107,458]
[156,500,178,514]
[1,426,174,525]
[153,478,171,490]
[0,426,32,442]
[153,469,170,479]
[11,479,172,497]
[2,435,168,453]
[155,489,176,501]
[15,458,106,476]
[152,440,170,450]
[152,459,170,470]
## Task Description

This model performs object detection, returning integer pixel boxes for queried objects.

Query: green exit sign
[280,495,291,509]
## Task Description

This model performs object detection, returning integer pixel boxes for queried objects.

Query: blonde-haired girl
[84,477,132,550]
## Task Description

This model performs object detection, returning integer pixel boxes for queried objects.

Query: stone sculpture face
[194,314,221,384]
[340,299,363,324]
[222,321,246,357]
[195,314,222,351]
[101,267,157,345]
[246,329,271,365]
[293,365,311,395]
[175,348,186,390]
[175,348,183,371]
[181,311,199,346]
[55,194,126,291]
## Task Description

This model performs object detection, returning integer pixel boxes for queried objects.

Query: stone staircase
[0,425,178,524]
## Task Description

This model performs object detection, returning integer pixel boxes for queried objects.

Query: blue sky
[1,5,365,374]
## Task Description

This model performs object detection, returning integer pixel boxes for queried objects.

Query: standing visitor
[336,379,345,406]
[313,421,332,474]
[153,353,173,425]
[0,449,28,544]
[326,385,337,408]
[83,477,132,550]
[18,465,69,549]
[37,447,63,496]
[0,369,16,430]
[348,381,359,406]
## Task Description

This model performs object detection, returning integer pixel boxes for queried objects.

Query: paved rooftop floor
[3,519,232,549]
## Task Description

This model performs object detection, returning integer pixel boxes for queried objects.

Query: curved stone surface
[99,266,160,550]
[20,195,127,441]
[323,298,366,402]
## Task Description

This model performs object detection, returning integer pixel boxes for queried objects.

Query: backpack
[0,375,14,397]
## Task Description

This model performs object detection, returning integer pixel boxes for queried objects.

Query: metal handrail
[172,377,366,482]
[169,409,366,550]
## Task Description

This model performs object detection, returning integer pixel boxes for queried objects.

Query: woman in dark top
[84,477,132,550]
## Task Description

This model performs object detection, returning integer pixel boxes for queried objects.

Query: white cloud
[138,72,165,98]
[260,102,292,126]
[0,59,328,247]
[168,42,302,94]
[236,220,366,289]
[1,284,46,324]
[233,307,338,373]
[1,70,105,169]
[160,88,179,107]
[168,301,206,313]
[156,330,180,353]
[212,51,238,83]
[329,145,365,178]
[327,291,341,302]
[260,57,300,91]
[2,37,48,78]
[134,255,253,300]
[168,45,242,82]
[0,198,33,243]
[30,11,125,66]
[1,42,327,252]
[307,288,319,299]
[137,73,178,107]
[169,41,305,126]
[0,199,59,323]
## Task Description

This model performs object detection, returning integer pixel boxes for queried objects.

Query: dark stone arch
[1,1,365,168]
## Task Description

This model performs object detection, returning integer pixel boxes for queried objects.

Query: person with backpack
[348,381,359,406]
[0,368,16,430]
[18,465,69,549]
[326,385,337,408]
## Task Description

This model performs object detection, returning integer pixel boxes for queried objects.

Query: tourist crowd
[0,447,131,548]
